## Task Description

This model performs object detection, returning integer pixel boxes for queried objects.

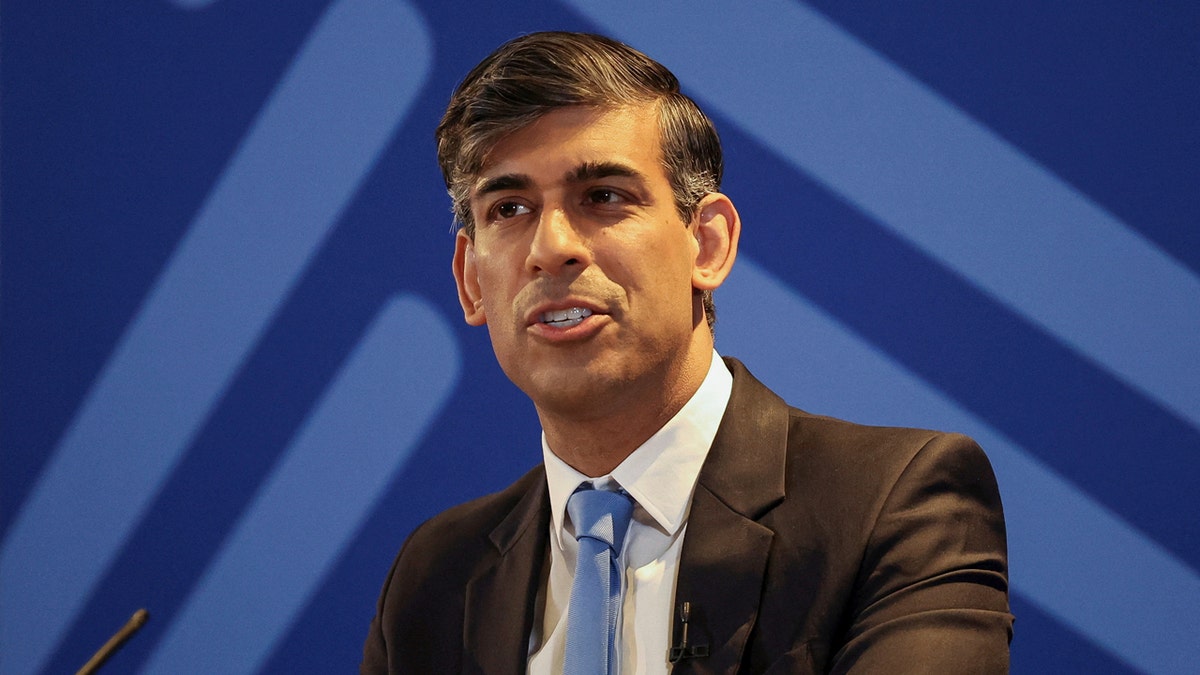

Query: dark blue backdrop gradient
[2,1,1197,673]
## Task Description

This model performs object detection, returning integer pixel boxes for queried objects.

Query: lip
[525,299,606,326]
[525,299,609,341]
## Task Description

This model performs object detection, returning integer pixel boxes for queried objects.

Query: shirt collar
[543,350,733,550]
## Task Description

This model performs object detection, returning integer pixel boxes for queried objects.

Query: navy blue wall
[2,1,1197,673]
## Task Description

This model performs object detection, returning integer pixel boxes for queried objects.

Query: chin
[518,365,626,417]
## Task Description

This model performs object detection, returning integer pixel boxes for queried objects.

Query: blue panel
[1009,596,1140,675]
[2,0,1194,672]
[0,0,431,672]
[803,1,1200,275]
[142,294,458,674]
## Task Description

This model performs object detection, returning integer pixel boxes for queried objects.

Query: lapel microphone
[668,601,709,663]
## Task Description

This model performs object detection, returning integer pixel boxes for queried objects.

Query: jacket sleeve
[830,433,1013,673]
[359,571,391,674]
[360,528,412,675]
[358,517,467,675]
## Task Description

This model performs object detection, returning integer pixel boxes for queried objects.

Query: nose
[526,207,590,276]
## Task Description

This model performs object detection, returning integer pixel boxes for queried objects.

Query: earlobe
[452,231,488,326]
[691,193,740,291]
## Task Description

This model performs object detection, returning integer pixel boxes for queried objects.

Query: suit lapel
[457,360,788,674]
[671,359,789,674]
[462,473,550,675]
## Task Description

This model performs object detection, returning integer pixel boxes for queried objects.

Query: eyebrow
[567,161,646,184]
[472,161,648,199]
[474,174,531,197]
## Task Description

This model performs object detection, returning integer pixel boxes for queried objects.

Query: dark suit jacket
[361,358,1012,673]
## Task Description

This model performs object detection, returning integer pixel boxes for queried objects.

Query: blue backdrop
[2,1,1197,673]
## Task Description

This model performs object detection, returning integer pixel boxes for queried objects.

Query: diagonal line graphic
[564,0,1200,433]
[169,0,220,10]
[564,1,1199,670]
[0,2,432,673]
[141,294,459,674]
[721,258,1200,675]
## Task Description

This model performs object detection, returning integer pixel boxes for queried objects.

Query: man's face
[452,104,714,420]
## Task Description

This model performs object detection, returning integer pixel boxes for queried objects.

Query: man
[361,31,1012,674]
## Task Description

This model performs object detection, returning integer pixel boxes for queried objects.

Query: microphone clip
[668,601,709,663]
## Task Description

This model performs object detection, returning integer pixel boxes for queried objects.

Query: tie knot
[567,485,634,553]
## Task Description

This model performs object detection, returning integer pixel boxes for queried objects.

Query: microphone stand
[76,608,149,675]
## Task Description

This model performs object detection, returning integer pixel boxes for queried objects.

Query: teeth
[541,307,593,327]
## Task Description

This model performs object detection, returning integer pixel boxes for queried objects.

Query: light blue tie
[564,485,634,675]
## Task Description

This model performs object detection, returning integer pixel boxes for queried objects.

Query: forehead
[474,104,667,185]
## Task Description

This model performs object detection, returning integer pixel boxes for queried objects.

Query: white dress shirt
[527,351,733,675]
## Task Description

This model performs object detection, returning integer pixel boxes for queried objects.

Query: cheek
[473,256,528,332]
[613,243,697,316]
[648,228,700,285]
[606,222,692,277]
[471,253,511,298]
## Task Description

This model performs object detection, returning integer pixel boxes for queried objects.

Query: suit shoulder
[788,407,983,470]
[781,407,1001,513]
[403,464,547,556]
[720,356,997,500]
[363,468,548,672]
[370,465,547,626]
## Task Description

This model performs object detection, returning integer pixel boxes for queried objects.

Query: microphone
[668,601,709,663]
[76,608,149,675]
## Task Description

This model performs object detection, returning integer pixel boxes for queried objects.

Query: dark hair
[436,31,724,328]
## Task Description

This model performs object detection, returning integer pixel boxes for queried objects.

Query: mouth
[539,307,593,328]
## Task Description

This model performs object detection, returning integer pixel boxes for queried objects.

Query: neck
[539,347,712,477]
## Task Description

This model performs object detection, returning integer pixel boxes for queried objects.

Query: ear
[690,192,740,291]
[452,230,487,326]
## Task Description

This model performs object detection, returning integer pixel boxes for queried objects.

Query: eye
[586,188,626,205]
[491,201,532,220]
